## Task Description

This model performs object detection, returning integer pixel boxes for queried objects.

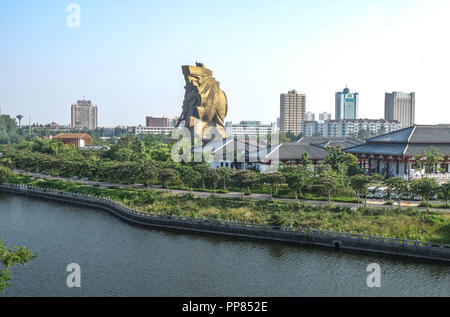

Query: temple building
[50,133,93,148]
[344,125,450,180]
[247,137,362,172]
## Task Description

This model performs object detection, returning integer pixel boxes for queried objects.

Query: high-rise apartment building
[306,112,315,122]
[71,99,98,130]
[319,112,332,121]
[335,87,359,120]
[384,92,415,129]
[280,90,306,135]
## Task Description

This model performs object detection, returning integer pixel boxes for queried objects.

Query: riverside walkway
[13,170,450,213]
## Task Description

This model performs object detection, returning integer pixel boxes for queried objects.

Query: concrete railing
[1,183,450,262]
[409,173,450,180]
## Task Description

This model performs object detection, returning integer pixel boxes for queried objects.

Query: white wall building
[300,120,325,136]
[301,119,401,137]
[225,121,277,137]
[134,125,174,135]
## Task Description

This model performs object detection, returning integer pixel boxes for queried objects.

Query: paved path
[14,170,449,212]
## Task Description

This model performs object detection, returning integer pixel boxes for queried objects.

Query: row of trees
[2,136,450,205]
[0,115,22,144]
[350,173,450,208]
[1,136,363,200]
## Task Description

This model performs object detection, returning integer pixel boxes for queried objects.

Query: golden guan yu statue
[176,63,228,139]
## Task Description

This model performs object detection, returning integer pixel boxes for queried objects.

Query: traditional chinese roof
[272,143,327,161]
[294,136,362,149]
[52,133,93,140]
[193,138,267,161]
[250,143,327,162]
[345,125,450,157]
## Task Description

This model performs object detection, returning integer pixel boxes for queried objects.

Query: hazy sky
[1,0,450,127]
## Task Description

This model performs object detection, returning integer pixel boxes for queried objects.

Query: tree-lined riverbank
[2,173,450,244]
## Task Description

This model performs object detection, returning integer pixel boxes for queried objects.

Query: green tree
[318,166,342,202]
[158,168,180,189]
[261,172,285,200]
[140,161,159,188]
[231,170,259,198]
[215,167,233,191]
[299,153,311,167]
[205,169,220,191]
[0,115,22,144]
[384,177,409,207]
[440,183,450,205]
[423,146,443,174]
[411,155,423,171]
[0,165,12,183]
[349,174,372,206]
[410,178,440,209]
[282,165,312,201]
[325,146,357,175]
[177,165,200,190]
[193,163,211,189]
[0,239,35,292]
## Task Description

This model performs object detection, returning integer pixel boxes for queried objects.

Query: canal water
[0,193,449,297]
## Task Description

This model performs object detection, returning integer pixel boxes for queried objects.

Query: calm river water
[0,193,449,297]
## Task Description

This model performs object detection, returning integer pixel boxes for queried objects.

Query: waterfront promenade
[13,170,449,213]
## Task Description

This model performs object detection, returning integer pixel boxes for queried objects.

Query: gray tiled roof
[409,125,450,143]
[345,143,407,156]
[267,143,328,161]
[295,136,333,144]
[193,138,265,155]
[295,136,362,149]
[345,125,450,156]
[315,139,362,149]
[366,126,415,143]
[405,144,450,156]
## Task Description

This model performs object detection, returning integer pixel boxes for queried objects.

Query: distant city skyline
[1,1,450,126]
